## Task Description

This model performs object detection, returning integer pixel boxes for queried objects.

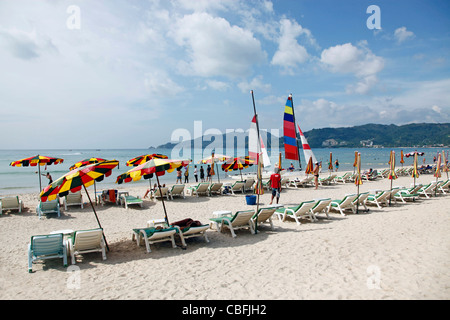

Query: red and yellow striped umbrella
[222,156,254,180]
[69,158,107,171]
[126,154,168,167]
[199,153,230,182]
[305,156,314,175]
[40,160,119,202]
[353,151,358,168]
[328,152,333,172]
[400,150,405,166]
[434,153,442,179]
[388,150,398,180]
[442,150,449,179]
[10,154,64,191]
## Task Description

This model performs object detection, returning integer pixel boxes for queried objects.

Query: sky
[0,0,449,149]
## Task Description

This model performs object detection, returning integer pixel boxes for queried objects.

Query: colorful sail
[283,94,299,161]
[297,123,316,166]
[249,115,271,167]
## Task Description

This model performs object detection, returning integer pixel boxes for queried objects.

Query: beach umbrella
[328,152,333,174]
[400,150,405,167]
[388,150,398,206]
[434,153,442,196]
[126,154,168,188]
[442,150,449,179]
[305,156,314,175]
[198,153,230,183]
[354,153,363,213]
[353,151,358,174]
[70,158,108,205]
[222,156,254,181]
[10,154,64,191]
[40,160,119,251]
[116,158,190,225]
[412,151,419,187]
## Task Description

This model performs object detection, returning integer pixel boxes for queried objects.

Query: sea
[0,147,448,196]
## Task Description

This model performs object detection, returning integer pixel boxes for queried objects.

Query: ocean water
[0,147,447,196]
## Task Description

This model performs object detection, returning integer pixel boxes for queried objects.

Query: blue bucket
[245,195,257,205]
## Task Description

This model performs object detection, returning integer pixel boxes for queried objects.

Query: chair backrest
[244,179,254,187]
[294,200,315,213]
[210,183,223,191]
[197,183,210,191]
[155,187,168,196]
[312,198,332,211]
[230,210,254,225]
[66,191,82,202]
[1,196,19,208]
[342,194,357,205]
[40,200,58,211]
[171,185,185,193]
[354,192,369,204]
[73,229,103,251]
[31,234,64,256]
[232,181,245,189]
[254,207,276,221]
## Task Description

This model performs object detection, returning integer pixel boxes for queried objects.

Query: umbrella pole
[389,179,393,206]
[83,184,109,251]
[356,184,360,214]
[38,164,42,192]
[156,174,169,225]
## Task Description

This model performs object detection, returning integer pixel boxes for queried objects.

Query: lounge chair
[28,233,67,273]
[243,179,255,192]
[365,190,391,209]
[289,176,313,188]
[169,184,185,199]
[171,219,210,246]
[251,207,277,230]
[437,179,450,194]
[394,186,420,203]
[63,191,84,210]
[131,227,177,253]
[328,194,357,216]
[36,199,60,219]
[280,177,290,189]
[120,194,144,209]
[152,187,170,200]
[209,210,255,237]
[274,200,316,224]
[310,198,332,220]
[335,172,352,183]
[319,174,337,185]
[68,228,107,265]
[417,183,435,198]
[352,192,370,212]
[230,181,245,194]
[0,196,24,214]
[186,182,210,197]
[208,182,223,196]
[99,189,119,205]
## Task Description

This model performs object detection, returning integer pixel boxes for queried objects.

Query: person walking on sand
[269,167,282,205]
[313,162,320,189]
[194,165,198,182]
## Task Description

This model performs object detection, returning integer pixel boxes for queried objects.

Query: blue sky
[0,0,449,149]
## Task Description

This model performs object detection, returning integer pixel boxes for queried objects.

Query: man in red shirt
[269,167,282,205]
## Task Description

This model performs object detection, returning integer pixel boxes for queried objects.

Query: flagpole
[251,90,262,234]
[289,94,302,171]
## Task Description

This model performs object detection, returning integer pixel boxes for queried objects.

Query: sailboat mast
[289,94,302,171]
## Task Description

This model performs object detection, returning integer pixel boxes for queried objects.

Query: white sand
[1,169,449,300]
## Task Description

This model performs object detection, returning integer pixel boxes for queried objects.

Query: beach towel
[108,190,116,202]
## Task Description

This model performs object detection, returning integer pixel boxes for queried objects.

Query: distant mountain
[153,123,450,149]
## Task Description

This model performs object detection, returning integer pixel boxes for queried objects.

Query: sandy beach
[1,168,449,300]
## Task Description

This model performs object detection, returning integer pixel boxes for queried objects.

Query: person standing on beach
[206,165,212,182]
[194,165,198,182]
[313,162,320,189]
[335,159,339,172]
[37,172,53,185]
[176,167,182,184]
[184,166,189,183]
[269,167,282,205]
[200,166,205,182]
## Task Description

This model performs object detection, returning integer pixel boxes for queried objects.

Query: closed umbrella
[434,153,442,196]
[10,154,64,191]
[353,151,358,174]
[328,152,333,175]
[116,158,190,225]
[40,160,119,251]
[388,150,398,206]
[305,156,314,175]
[354,153,363,213]
[412,151,419,187]
[442,150,449,180]
[400,150,405,167]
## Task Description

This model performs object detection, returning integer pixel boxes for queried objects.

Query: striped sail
[297,123,316,166]
[283,95,299,161]
[249,116,271,167]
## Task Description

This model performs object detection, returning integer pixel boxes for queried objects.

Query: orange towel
[109,190,116,202]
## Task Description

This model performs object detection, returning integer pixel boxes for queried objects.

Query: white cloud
[271,19,311,70]
[320,42,384,94]
[237,75,271,93]
[170,12,266,78]
[394,26,415,43]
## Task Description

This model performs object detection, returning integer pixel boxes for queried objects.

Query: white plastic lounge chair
[209,210,255,237]
[187,182,210,197]
[328,194,357,216]
[0,196,24,214]
[230,181,245,194]
[152,187,170,200]
[437,179,450,194]
[319,174,337,185]
[208,182,223,196]
[365,190,391,209]
[173,224,210,246]
[274,200,316,224]
[36,200,60,219]
[243,179,255,192]
[352,192,370,212]
[311,198,332,220]
[131,227,177,253]
[68,228,106,265]
[169,184,185,199]
[63,191,83,210]
[394,187,420,203]
[120,194,144,209]
[417,183,435,198]
[335,172,352,183]
[280,177,290,189]
[251,207,277,230]
[289,176,314,188]
[28,233,67,273]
